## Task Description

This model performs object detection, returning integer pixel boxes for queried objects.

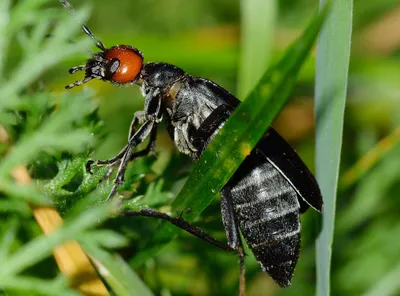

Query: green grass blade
[237,0,277,99]
[315,0,353,295]
[0,0,10,80]
[132,4,330,266]
[1,276,79,296]
[0,218,19,264]
[82,242,154,296]
[0,204,112,279]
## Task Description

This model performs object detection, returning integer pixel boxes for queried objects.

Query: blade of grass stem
[83,241,154,296]
[315,0,352,295]
[0,0,10,80]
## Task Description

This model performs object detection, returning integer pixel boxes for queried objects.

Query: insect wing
[257,128,323,212]
[222,127,322,286]
[225,144,302,287]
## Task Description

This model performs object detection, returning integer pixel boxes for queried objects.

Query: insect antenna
[58,0,106,51]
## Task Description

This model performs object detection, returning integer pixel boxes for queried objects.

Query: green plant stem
[315,0,352,295]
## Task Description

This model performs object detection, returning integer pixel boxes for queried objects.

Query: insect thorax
[140,62,237,159]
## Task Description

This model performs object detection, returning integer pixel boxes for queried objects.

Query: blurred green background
[3,0,400,295]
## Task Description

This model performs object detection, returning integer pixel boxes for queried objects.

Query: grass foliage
[1,0,399,295]
[315,0,353,295]
[0,1,137,295]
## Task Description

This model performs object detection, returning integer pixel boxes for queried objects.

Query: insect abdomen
[228,156,301,287]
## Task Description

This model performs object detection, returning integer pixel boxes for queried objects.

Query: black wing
[256,128,323,212]
[222,129,322,286]
[223,149,302,287]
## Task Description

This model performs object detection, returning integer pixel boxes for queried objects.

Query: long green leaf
[132,4,330,266]
[315,0,352,295]
[83,241,154,296]
[0,0,10,80]
[1,276,79,296]
[0,204,112,279]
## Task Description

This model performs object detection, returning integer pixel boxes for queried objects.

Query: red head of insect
[59,0,144,89]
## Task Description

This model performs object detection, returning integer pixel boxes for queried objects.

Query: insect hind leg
[123,208,235,252]
[123,185,246,294]
[221,187,247,296]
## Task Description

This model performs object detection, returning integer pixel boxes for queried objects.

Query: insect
[59,0,323,291]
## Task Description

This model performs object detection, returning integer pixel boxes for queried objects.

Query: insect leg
[87,116,140,173]
[238,243,246,296]
[106,120,155,200]
[129,124,158,161]
[88,88,161,173]
[98,125,158,182]
[221,187,246,296]
[69,65,85,74]
[66,76,93,89]
[123,208,234,252]
[220,187,240,249]
[128,112,142,140]
[86,146,128,174]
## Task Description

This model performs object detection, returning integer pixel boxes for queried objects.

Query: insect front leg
[87,88,162,174]
[106,120,155,200]
[104,90,163,200]
[86,115,139,174]
[97,125,158,183]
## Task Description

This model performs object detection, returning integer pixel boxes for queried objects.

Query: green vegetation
[315,0,352,295]
[1,0,399,295]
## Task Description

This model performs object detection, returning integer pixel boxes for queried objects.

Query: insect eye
[104,45,143,84]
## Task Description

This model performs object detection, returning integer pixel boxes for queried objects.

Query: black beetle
[58,0,323,291]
